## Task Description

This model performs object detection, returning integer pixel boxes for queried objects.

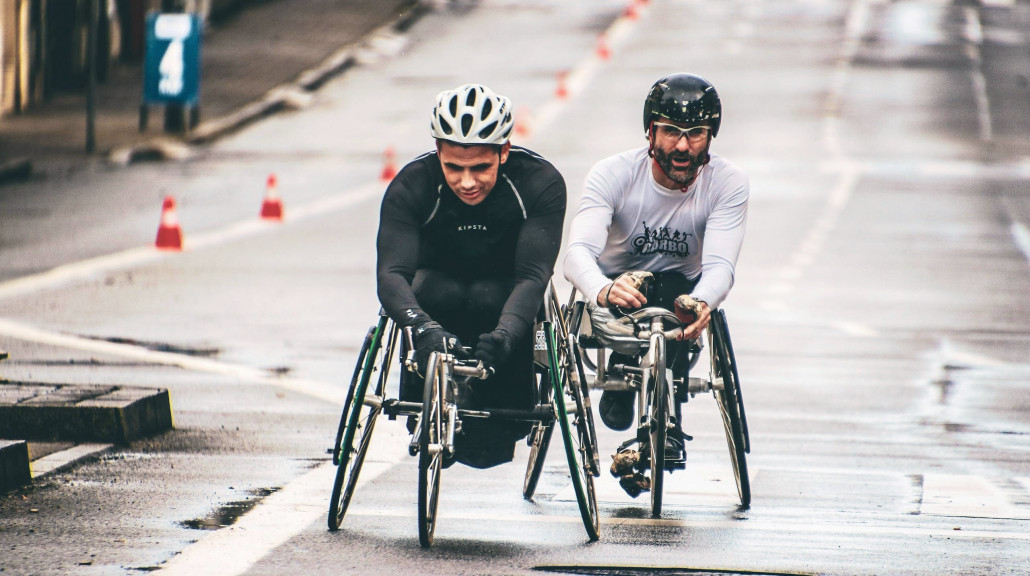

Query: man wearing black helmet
[377,83,567,469]
[564,73,749,494]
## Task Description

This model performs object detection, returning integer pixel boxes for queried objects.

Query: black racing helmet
[643,73,721,138]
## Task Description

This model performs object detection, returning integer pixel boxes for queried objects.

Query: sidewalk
[0,0,428,490]
[0,0,426,180]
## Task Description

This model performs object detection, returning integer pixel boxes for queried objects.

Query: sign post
[141,12,201,133]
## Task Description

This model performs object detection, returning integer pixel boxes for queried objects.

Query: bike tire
[547,320,600,541]
[711,310,751,508]
[328,316,396,531]
[648,333,667,518]
[523,370,555,499]
[565,299,600,475]
[417,353,445,547]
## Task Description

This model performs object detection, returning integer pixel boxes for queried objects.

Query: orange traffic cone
[514,106,534,139]
[596,34,611,60]
[380,147,397,181]
[260,174,284,221]
[155,196,183,250]
[624,2,639,20]
[556,71,569,99]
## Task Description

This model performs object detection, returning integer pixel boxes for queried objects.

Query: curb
[108,0,430,164]
[0,382,174,444]
[1,440,114,491]
[0,440,31,490]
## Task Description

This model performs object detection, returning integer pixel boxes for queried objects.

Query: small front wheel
[418,353,446,547]
[647,333,668,518]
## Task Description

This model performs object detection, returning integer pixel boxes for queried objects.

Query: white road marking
[1011,221,1030,267]
[962,8,994,143]
[510,1,645,143]
[0,317,347,405]
[921,473,1025,519]
[0,182,383,303]
[153,459,396,575]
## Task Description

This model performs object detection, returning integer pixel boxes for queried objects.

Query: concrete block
[0,383,174,444]
[0,440,32,491]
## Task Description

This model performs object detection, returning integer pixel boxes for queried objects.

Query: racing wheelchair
[565,291,750,517]
[327,283,600,546]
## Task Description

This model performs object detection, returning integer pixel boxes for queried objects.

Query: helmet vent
[431,83,514,145]
[478,121,497,140]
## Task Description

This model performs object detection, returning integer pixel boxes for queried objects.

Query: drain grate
[534,567,813,576]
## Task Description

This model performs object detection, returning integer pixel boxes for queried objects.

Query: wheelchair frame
[327,283,600,546]
[566,292,751,516]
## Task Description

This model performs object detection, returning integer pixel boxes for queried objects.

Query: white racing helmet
[430,84,514,145]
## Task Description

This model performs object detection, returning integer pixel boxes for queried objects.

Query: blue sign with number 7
[143,13,201,105]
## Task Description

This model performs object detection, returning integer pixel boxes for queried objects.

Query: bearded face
[647,120,712,189]
[651,144,708,187]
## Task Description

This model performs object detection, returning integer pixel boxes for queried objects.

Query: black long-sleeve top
[376,146,567,341]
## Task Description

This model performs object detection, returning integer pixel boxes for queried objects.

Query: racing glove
[413,321,466,374]
[474,329,517,377]
[673,294,705,325]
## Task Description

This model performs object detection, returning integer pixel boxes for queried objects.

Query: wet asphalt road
[1,1,1029,575]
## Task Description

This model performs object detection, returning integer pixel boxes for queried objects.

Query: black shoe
[598,389,635,431]
[638,433,687,463]
[664,435,686,462]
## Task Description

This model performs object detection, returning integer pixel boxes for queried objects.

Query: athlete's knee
[466,278,512,316]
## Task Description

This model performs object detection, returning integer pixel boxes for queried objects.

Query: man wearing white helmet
[564,73,749,495]
[377,84,567,469]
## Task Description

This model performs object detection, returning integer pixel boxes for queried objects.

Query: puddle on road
[181,487,279,530]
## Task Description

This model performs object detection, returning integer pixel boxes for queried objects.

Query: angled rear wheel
[546,291,600,540]
[329,316,397,531]
[710,309,751,509]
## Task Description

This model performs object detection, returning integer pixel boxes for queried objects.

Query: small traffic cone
[514,106,534,139]
[556,71,569,99]
[596,34,611,60]
[623,2,639,19]
[260,173,284,221]
[155,195,183,251]
[380,147,397,181]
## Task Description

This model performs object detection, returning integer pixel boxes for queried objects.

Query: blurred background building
[0,0,247,118]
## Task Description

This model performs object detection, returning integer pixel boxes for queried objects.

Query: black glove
[414,321,466,374]
[475,329,516,377]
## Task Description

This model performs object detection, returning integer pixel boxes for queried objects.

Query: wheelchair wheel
[418,353,447,547]
[646,333,668,518]
[546,320,600,541]
[523,370,555,500]
[565,299,600,475]
[328,315,397,531]
[710,309,751,508]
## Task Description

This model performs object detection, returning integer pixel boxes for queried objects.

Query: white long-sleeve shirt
[563,146,749,308]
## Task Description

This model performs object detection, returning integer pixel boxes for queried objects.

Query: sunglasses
[653,122,711,143]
